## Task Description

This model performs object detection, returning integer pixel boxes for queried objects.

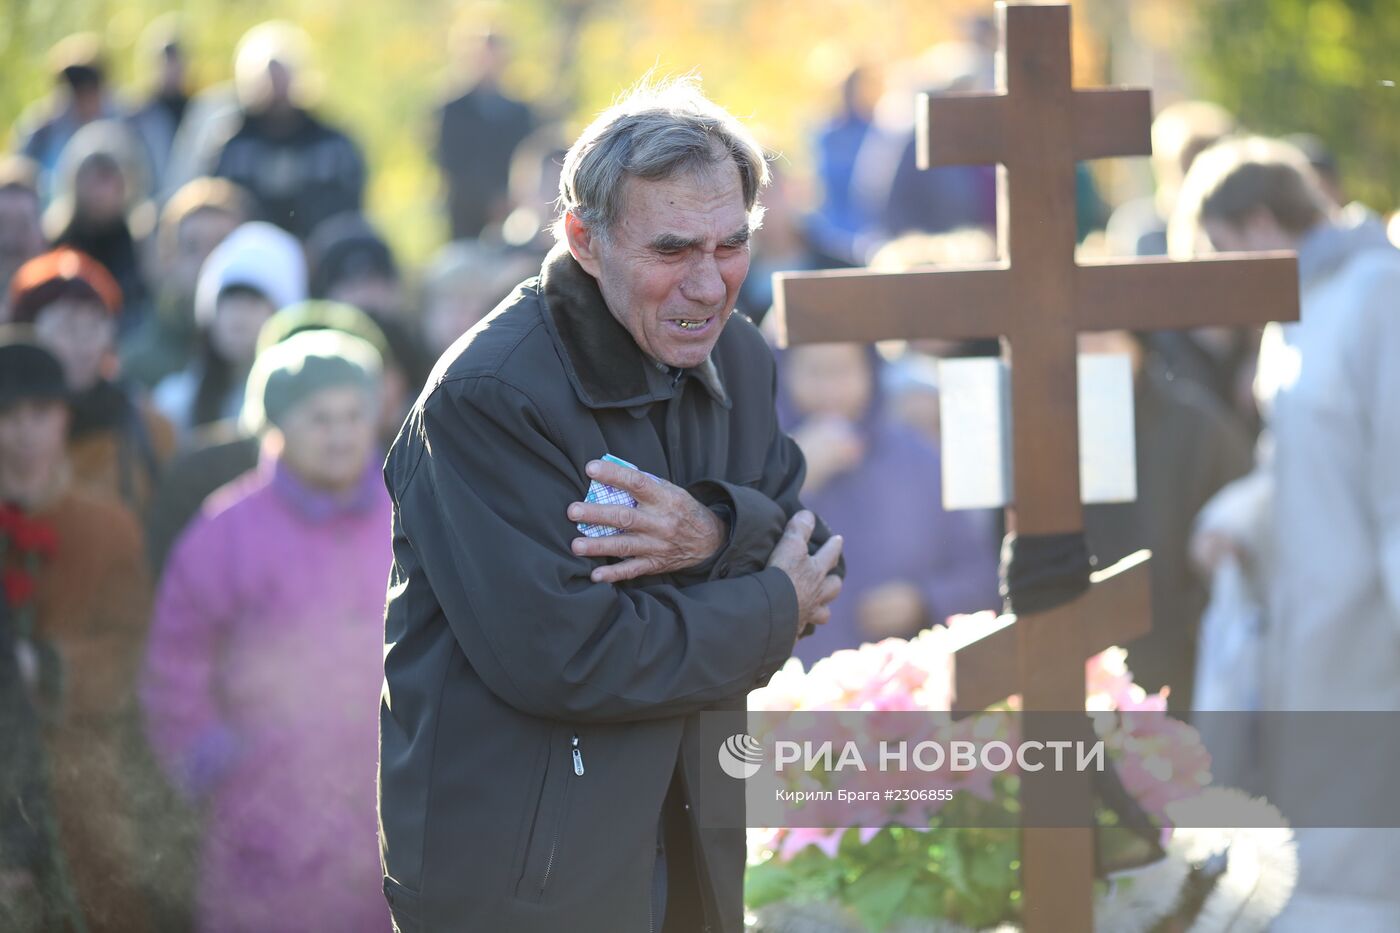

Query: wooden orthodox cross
[770,3,1299,929]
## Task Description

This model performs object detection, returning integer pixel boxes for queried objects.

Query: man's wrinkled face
[581,164,751,370]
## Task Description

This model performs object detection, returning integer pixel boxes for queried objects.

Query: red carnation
[24,521,59,558]
[0,504,20,537]
[7,515,58,557]
[8,516,39,552]
[2,567,35,607]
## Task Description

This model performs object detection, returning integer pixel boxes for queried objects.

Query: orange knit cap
[7,247,123,323]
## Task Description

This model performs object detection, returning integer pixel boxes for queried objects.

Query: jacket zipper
[537,732,584,897]
[676,764,717,932]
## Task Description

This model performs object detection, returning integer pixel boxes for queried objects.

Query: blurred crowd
[1,12,1397,933]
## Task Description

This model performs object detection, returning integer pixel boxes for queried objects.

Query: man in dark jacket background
[433,28,536,240]
[211,23,366,240]
[378,77,844,932]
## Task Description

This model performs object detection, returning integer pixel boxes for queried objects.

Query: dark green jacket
[378,245,839,932]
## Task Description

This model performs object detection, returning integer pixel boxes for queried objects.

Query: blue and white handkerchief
[576,453,662,538]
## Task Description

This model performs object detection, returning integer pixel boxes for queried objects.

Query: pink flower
[776,827,846,861]
[748,623,1210,867]
[1086,646,1171,712]
[1109,714,1213,821]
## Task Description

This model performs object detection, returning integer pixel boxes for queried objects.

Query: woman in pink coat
[142,330,392,933]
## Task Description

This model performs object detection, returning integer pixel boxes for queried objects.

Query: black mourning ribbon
[998,531,1095,616]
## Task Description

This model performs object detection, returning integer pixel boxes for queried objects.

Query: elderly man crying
[378,77,844,933]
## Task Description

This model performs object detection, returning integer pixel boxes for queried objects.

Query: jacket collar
[538,244,731,411]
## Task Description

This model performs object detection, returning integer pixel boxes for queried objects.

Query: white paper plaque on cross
[939,353,1138,510]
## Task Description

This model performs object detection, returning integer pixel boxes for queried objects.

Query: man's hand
[568,459,727,583]
[766,511,843,637]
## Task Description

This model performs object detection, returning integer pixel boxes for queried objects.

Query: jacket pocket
[383,875,422,933]
[513,726,581,903]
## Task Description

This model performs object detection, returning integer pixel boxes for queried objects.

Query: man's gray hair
[554,75,770,241]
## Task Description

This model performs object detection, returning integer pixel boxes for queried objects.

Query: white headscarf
[194,220,307,326]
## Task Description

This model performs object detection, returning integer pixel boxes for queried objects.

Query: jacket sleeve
[394,374,802,724]
[1355,258,1400,619]
[683,363,845,637]
[140,517,240,801]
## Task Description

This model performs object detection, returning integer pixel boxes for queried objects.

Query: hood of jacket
[1297,202,1396,289]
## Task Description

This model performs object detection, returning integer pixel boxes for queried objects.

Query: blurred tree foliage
[6,0,1392,264]
[1,0,993,265]
[1187,0,1399,211]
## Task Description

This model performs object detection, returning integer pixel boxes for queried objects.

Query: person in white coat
[1172,135,1400,932]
